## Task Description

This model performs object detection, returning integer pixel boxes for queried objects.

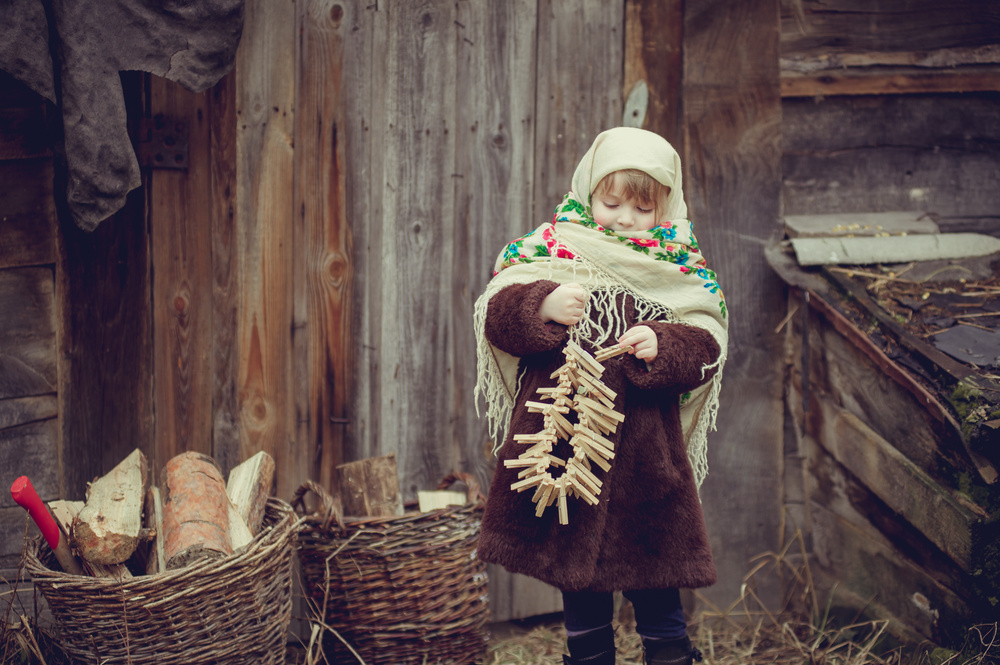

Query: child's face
[591,189,657,232]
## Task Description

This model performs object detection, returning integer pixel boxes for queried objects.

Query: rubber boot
[562,624,616,665]
[641,634,703,665]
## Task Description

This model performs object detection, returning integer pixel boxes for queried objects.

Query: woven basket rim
[25,497,298,587]
[293,473,485,530]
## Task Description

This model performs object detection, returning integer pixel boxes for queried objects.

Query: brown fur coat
[477,280,720,593]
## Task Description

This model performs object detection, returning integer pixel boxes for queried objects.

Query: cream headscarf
[474,127,728,488]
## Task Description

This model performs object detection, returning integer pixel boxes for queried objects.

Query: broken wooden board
[336,454,403,518]
[783,211,939,238]
[790,233,1000,266]
[71,448,148,565]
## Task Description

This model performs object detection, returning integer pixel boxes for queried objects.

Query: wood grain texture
[455,0,562,620]
[295,0,354,491]
[682,0,786,611]
[235,0,296,499]
[624,0,684,146]
[148,79,215,470]
[0,419,59,509]
[532,0,623,226]
[802,434,975,643]
[0,267,56,401]
[207,72,242,475]
[782,68,1000,97]
[782,93,1000,227]
[780,0,1000,58]
[56,78,154,497]
[0,159,57,270]
[0,106,50,161]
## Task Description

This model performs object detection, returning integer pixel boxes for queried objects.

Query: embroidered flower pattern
[501,196,727,319]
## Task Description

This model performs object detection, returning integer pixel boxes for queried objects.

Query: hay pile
[484,533,999,665]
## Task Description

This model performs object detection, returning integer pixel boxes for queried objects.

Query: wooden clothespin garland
[503,339,632,525]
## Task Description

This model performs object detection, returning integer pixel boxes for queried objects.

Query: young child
[474,127,728,665]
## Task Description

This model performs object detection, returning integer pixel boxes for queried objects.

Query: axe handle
[10,476,84,575]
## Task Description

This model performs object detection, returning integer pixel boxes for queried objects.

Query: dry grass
[484,531,999,665]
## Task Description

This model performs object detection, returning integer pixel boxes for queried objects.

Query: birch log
[71,448,148,565]
[161,451,232,569]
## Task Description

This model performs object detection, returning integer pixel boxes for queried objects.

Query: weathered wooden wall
[683,0,786,612]
[780,0,1000,235]
[3,0,796,626]
[776,0,1000,642]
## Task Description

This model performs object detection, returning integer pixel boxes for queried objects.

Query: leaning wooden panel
[348,0,463,492]
[809,500,972,644]
[810,393,984,572]
[234,0,296,497]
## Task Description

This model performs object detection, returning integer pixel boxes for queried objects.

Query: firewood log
[50,500,132,578]
[161,452,232,569]
[336,454,403,517]
[71,449,148,565]
[225,450,275,534]
[143,487,165,575]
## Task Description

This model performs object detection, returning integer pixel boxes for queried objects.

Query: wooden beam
[206,71,241,475]
[782,68,1000,98]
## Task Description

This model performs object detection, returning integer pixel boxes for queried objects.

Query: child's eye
[637,207,652,214]
[602,201,619,209]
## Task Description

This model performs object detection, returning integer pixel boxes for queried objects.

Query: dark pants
[562,588,687,640]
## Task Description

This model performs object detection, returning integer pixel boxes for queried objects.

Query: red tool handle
[10,476,60,549]
[10,476,84,575]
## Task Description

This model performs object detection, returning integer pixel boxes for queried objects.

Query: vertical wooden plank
[532,0,623,226]
[624,0,684,147]
[345,0,460,497]
[453,0,564,621]
[453,0,538,487]
[148,79,214,473]
[208,72,242,475]
[681,0,785,610]
[57,73,152,499]
[295,0,354,491]
[235,0,297,498]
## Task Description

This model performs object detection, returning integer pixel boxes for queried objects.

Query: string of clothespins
[503,339,631,525]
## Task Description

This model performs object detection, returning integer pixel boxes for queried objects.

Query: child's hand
[539,283,588,325]
[619,325,658,361]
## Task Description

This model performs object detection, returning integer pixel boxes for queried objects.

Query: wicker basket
[294,472,489,665]
[24,498,297,665]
